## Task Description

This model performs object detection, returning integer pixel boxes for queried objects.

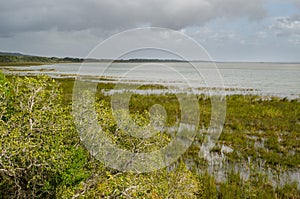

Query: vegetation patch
[0,73,299,198]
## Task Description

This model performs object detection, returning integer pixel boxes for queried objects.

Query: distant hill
[0,51,32,57]
[0,52,84,65]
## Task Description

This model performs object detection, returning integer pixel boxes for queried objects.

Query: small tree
[0,75,88,198]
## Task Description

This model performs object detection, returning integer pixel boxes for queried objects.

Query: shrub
[0,75,88,198]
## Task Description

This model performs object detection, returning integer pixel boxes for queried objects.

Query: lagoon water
[2,62,300,99]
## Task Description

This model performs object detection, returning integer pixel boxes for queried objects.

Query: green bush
[0,74,89,198]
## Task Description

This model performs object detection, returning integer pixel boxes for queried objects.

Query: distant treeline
[112,58,187,63]
[0,52,187,64]
[0,53,84,64]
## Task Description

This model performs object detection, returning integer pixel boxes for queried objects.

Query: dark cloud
[0,0,267,37]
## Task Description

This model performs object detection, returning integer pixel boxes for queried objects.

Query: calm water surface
[2,62,300,98]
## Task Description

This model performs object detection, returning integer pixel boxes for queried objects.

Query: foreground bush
[0,75,89,198]
[0,74,200,198]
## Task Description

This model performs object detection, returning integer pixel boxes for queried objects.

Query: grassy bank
[0,62,52,66]
[0,61,82,67]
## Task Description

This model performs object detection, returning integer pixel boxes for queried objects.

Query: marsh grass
[56,78,299,169]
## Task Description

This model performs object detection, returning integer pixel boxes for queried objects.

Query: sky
[0,0,299,62]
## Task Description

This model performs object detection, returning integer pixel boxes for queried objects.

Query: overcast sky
[0,0,300,62]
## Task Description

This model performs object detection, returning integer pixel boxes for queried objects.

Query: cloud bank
[0,0,267,36]
[0,0,299,61]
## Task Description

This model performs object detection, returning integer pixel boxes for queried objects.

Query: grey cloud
[272,15,300,37]
[0,0,267,37]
